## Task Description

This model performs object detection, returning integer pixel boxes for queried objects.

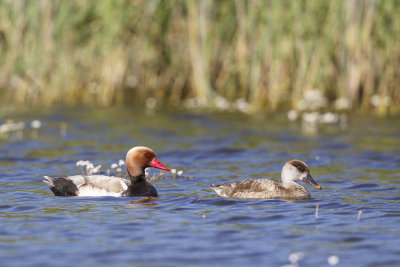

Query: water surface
[0,108,399,266]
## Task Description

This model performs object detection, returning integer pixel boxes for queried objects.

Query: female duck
[210,159,321,200]
[43,146,170,197]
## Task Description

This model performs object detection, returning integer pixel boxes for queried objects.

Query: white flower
[145,97,157,110]
[92,165,101,174]
[214,96,230,111]
[304,89,328,109]
[177,170,183,176]
[288,252,304,264]
[170,169,177,174]
[319,112,339,124]
[328,255,339,266]
[287,110,299,121]
[234,98,249,113]
[116,168,122,172]
[111,163,118,169]
[297,98,308,111]
[86,162,94,170]
[76,160,84,166]
[31,120,42,129]
[334,98,352,110]
[118,159,125,166]
[370,94,391,107]
[302,112,320,124]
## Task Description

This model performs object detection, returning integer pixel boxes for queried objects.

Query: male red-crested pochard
[210,159,321,200]
[43,146,170,197]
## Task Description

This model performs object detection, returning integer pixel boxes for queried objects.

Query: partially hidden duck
[210,159,321,200]
[43,146,170,197]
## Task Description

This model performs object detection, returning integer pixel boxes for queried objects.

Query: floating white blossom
[214,96,230,111]
[297,99,308,111]
[334,98,352,110]
[302,112,320,124]
[92,165,101,174]
[319,112,339,124]
[118,159,125,166]
[126,74,138,88]
[328,255,340,266]
[86,162,94,174]
[111,163,118,169]
[30,120,42,129]
[76,160,85,166]
[305,89,328,109]
[297,90,328,111]
[370,95,391,107]
[234,98,249,113]
[0,121,25,133]
[177,170,183,176]
[145,97,157,110]
[170,169,177,174]
[289,252,304,263]
[302,112,319,135]
[287,110,299,121]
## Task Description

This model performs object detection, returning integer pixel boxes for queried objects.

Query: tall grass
[0,0,399,114]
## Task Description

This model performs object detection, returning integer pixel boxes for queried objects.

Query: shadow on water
[0,107,399,266]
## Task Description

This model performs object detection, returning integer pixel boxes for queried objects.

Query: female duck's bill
[43,146,170,197]
[302,173,320,189]
[210,159,321,200]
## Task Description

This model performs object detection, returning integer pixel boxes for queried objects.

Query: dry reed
[0,1,399,114]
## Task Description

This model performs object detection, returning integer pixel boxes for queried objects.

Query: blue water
[0,108,399,266]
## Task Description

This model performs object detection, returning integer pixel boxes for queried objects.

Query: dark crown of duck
[286,159,321,189]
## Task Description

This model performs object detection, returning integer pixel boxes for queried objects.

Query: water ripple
[0,109,399,266]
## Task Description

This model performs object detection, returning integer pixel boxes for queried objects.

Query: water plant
[75,159,186,180]
[0,1,398,115]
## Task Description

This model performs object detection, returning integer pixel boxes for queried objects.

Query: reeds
[0,1,399,114]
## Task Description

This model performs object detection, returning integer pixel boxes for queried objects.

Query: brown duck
[210,159,321,200]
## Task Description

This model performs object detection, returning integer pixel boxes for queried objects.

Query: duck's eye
[143,152,151,158]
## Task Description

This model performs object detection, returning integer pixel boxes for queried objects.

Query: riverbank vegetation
[0,1,399,115]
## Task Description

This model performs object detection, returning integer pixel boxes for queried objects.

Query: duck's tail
[43,176,79,196]
[43,176,54,186]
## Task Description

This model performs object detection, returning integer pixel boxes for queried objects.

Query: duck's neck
[281,175,298,188]
[128,168,146,182]
[281,180,295,188]
[126,170,157,197]
[281,165,298,188]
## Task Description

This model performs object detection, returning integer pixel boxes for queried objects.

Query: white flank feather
[77,185,124,197]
